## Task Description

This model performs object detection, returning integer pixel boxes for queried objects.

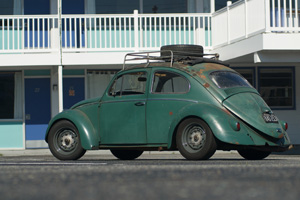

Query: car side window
[109,72,147,96]
[152,71,190,93]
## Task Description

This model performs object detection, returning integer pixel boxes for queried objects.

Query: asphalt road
[0,152,300,200]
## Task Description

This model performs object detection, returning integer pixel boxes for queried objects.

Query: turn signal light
[284,122,288,131]
[236,122,240,131]
[281,121,288,131]
[230,121,241,131]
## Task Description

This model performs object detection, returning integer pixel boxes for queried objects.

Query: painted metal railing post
[133,10,139,52]
[265,0,271,32]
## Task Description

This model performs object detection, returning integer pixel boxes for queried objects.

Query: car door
[146,69,192,144]
[99,69,149,144]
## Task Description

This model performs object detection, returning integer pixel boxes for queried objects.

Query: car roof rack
[123,50,219,70]
[123,50,173,70]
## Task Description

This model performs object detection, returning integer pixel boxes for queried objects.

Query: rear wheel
[48,120,86,160]
[238,149,271,160]
[176,118,217,160]
[111,149,143,160]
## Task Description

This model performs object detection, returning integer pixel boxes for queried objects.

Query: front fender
[45,109,100,150]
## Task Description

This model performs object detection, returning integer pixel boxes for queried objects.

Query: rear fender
[167,103,262,148]
[45,110,100,150]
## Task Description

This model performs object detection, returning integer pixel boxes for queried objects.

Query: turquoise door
[99,70,148,144]
[25,78,51,148]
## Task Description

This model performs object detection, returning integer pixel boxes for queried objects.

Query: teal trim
[0,121,24,148]
[0,29,23,50]
[86,28,212,48]
[87,29,135,48]
[205,30,211,46]
[63,69,85,76]
[0,25,211,50]
[24,70,51,76]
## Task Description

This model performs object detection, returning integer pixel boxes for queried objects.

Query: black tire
[238,149,271,160]
[160,44,204,57]
[48,120,86,160]
[176,118,217,160]
[111,149,143,160]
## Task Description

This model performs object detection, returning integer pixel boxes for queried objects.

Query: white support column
[58,65,63,112]
[51,66,63,116]
[58,0,63,113]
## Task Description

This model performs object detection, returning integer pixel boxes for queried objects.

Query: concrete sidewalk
[0,149,111,157]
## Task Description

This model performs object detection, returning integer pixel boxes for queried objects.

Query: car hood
[223,92,285,139]
[71,97,101,109]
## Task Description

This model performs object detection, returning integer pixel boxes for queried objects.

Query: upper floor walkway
[0,0,299,66]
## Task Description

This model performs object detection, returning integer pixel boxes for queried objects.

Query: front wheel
[111,149,143,160]
[48,120,86,160]
[176,118,217,160]
[238,149,271,160]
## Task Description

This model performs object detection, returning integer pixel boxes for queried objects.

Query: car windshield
[209,71,252,89]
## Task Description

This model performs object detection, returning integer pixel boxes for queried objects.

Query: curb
[0,149,237,157]
[0,146,299,157]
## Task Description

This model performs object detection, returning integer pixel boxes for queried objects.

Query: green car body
[45,47,292,160]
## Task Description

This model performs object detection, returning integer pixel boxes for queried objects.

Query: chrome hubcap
[190,131,203,147]
[183,125,206,151]
[57,130,78,152]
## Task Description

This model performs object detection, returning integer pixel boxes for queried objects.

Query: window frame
[151,70,191,94]
[231,67,256,88]
[108,71,148,97]
[258,66,296,110]
[209,70,253,89]
[0,71,23,120]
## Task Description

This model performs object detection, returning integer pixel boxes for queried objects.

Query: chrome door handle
[135,102,145,106]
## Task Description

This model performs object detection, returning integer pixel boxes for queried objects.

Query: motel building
[0,0,299,149]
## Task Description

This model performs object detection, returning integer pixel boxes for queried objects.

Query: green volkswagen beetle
[45,45,292,160]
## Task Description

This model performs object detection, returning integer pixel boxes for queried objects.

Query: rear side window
[152,71,190,93]
[210,71,252,89]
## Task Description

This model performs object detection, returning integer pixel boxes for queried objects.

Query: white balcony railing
[0,0,299,54]
[0,11,211,53]
[0,15,57,52]
[212,0,300,48]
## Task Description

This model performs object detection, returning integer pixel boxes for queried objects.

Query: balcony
[0,0,299,66]
[0,12,211,51]
[211,0,300,62]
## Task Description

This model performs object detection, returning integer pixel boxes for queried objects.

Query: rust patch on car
[204,83,210,88]
[278,133,284,138]
[222,108,232,115]
[169,111,173,116]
